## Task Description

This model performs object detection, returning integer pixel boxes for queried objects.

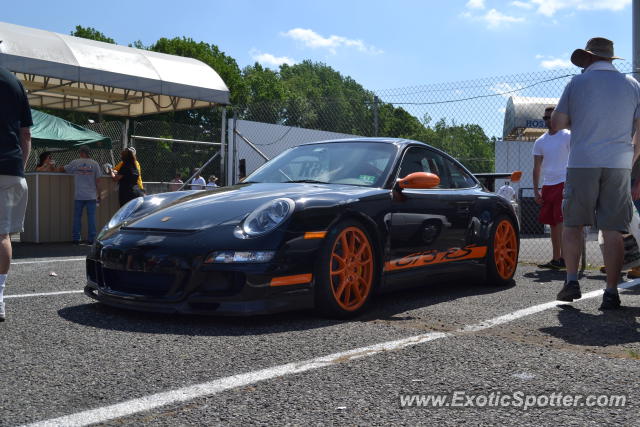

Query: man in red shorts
[533,106,571,270]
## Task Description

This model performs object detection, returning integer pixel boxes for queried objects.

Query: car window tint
[398,147,452,189]
[447,160,477,188]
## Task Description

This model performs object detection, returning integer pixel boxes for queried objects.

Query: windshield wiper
[284,179,329,184]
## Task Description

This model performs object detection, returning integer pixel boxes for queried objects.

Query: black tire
[314,220,378,318]
[485,215,519,286]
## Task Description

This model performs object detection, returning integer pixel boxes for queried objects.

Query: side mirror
[510,171,522,183]
[397,172,440,190]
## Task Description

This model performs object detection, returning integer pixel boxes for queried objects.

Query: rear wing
[474,171,522,192]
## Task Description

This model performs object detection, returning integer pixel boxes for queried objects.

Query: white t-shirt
[532,129,571,186]
[191,176,206,190]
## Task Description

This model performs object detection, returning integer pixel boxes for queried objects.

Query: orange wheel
[329,227,374,311]
[315,221,377,317]
[486,216,519,285]
[494,220,518,279]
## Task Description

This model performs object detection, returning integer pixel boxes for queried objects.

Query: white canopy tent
[0,21,230,116]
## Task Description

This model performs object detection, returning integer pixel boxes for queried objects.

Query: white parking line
[23,279,640,427]
[5,290,83,299]
[11,258,86,265]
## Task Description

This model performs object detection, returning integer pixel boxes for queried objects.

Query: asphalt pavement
[1,243,639,426]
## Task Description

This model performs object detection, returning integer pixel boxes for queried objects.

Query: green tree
[241,63,288,123]
[429,119,494,172]
[275,61,378,135]
[71,25,115,44]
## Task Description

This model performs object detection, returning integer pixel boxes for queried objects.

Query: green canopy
[30,109,112,149]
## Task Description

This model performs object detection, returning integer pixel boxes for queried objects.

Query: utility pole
[635,0,640,81]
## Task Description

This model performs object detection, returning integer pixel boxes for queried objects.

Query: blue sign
[526,119,546,128]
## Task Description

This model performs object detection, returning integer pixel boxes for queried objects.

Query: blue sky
[2,0,633,92]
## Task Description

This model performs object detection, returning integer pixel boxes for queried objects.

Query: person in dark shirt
[111,148,143,206]
[0,66,32,321]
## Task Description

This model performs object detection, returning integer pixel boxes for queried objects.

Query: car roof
[298,137,433,149]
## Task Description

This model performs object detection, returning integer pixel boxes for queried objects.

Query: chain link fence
[229,62,636,267]
[131,118,222,194]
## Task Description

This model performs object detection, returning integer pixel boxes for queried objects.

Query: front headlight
[107,197,144,229]
[241,198,295,237]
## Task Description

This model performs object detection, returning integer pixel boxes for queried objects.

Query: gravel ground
[1,244,638,426]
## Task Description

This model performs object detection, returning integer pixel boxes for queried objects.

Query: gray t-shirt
[556,61,640,169]
[64,158,101,200]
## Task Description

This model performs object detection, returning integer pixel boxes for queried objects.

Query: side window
[448,160,477,189]
[398,147,452,189]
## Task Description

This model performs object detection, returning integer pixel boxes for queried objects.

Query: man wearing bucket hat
[551,37,640,310]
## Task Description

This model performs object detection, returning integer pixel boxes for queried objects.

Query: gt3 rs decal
[384,245,488,272]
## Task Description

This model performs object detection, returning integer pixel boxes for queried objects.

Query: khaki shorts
[563,168,632,232]
[0,175,28,235]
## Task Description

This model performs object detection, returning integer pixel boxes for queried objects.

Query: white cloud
[466,0,486,9]
[250,50,296,68]
[490,82,526,98]
[483,9,525,28]
[511,1,534,9]
[462,8,525,29]
[540,58,573,68]
[531,0,630,17]
[282,28,383,55]
[536,53,574,69]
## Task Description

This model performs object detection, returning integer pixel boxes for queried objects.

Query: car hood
[126,182,385,231]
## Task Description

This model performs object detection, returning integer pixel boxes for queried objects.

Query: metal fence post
[232,110,238,185]
[219,108,227,186]
[122,118,130,149]
[634,0,640,82]
[373,96,379,137]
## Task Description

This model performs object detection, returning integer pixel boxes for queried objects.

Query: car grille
[101,268,175,297]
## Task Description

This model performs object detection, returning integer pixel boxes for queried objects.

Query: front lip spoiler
[84,282,314,317]
[119,226,200,234]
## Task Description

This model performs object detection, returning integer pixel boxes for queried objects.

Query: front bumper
[84,230,323,316]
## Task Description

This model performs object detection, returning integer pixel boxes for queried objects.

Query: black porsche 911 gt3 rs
[85,138,519,317]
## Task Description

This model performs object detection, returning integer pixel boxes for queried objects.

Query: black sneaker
[599,291,621,310]
[557,280,582,302]
[538,259,566,270]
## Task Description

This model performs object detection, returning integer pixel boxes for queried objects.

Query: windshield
[246,142,398,187]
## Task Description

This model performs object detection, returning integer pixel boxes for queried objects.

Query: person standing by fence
[169,173,183,191]
[191,169,206,190]
[63,146,102,244]
[533,106,570,270]
[111,148,143,207]
[0,66,32,322]
[113,146,144,194]
[552,37,640,310]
